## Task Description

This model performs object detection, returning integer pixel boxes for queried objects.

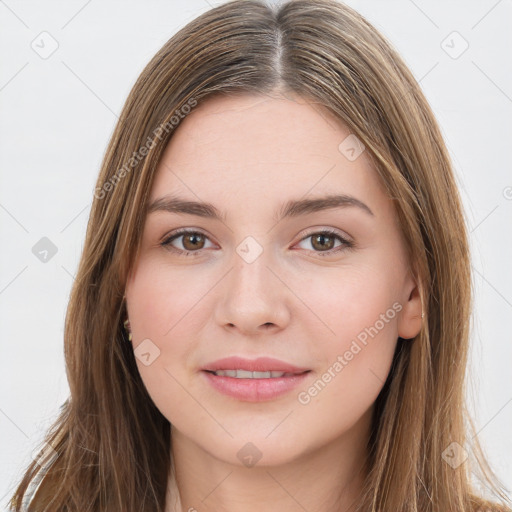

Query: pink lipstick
[201,356,311,402]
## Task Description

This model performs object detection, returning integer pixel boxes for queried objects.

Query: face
[124,92,422,467]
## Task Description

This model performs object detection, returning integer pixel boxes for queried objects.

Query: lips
[201,357,312,401]
[201,356,310,375]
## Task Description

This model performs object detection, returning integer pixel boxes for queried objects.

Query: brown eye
[310,233,336,251]
[182,232,206,250]
[161,229,213,256]
[296,229,354,257]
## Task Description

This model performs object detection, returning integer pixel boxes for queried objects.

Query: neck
[165,408,372,512]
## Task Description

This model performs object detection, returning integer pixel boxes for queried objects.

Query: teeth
[212,369,295,378]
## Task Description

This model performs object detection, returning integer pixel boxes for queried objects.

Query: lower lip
[202,370,311,402]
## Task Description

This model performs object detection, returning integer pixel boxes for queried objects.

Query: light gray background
[1,0,511,507]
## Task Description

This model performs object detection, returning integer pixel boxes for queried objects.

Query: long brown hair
[8,1,511,510]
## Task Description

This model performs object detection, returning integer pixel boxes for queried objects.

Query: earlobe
[397,273,424,340]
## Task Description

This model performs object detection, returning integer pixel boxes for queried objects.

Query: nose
[213,248,291,336]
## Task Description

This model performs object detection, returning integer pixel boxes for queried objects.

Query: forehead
[149,92,391,222]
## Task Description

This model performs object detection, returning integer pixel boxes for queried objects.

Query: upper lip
[202,356,310,374]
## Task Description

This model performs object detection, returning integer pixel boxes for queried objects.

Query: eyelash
[160,228,354,258]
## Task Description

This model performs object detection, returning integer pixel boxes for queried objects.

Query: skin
[124,91,423,512]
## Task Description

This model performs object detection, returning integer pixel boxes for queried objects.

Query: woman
[8,0,511,511]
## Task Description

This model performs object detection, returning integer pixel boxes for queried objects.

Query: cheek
[303,265,400,344]
[300,267,400,399]
[127,260,211,340]
[125,260,215,422]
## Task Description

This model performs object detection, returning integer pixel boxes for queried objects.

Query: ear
[397,266,423,340]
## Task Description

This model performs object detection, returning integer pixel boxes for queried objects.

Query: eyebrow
[146,193,374,222]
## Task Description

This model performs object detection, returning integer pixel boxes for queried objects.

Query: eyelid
[160,227,216,255]
[295,226,353,245]
[160,226,354,257]
[293,227,354,257]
